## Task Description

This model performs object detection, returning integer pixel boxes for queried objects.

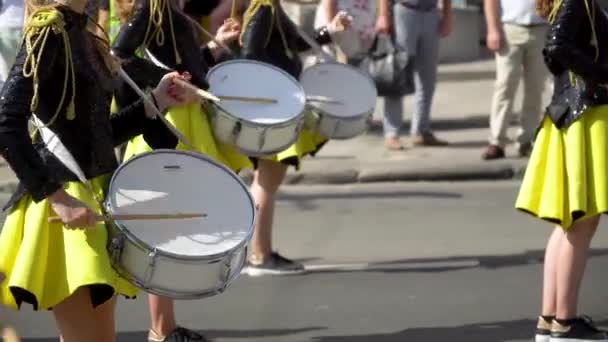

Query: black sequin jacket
[240,4,332,78]
[0,7,176,210]
[111,0,215,90]
[544,0,608,128]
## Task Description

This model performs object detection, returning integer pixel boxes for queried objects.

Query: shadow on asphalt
[278,190,463,212]
[278,190,463,201]
[21,327,328,342]
[311,318,608,342]
[366,115,490,132]
[300,248,608,275]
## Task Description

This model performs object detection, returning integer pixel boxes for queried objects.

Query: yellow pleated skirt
[123,103,253,172]
[254,128,327,170]
[516,105,608,230]
[0,176,137,310]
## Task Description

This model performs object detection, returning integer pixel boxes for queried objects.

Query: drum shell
[300,62,377,140]
[208,104,303,157]
[304,106,370,140]
[107,221,248,299]
[103,150,255,300]
[205,60,307,157]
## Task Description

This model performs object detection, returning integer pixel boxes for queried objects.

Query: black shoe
[148,327,213,342]
[551,316,608,342]
[482,144,505,160]
[535,316,553,342]
[246,252,306,276]
[518,142,533,157]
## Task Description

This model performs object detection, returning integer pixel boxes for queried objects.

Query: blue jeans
[383,4,440,138]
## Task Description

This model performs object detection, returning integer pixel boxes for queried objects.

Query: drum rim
[106,149,256,261]
[301,62,378,119]
[206,59,307,124]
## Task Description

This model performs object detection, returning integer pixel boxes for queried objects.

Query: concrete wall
[281,0,484,63]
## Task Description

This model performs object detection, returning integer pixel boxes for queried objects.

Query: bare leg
[249,159,288,262]
[148,295,177,336]
[542,226,564,316]
[556,215,600,319]
[53,287,116,342]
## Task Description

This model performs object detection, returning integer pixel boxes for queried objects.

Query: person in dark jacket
[239,0,350,276]
[0,0,196,341]
[111,1,250,341]
[517,0,608,341]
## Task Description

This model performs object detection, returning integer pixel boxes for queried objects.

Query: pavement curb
[0,162,528,195]
[239,162,527,186]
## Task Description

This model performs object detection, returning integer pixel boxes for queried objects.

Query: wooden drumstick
[218,95,278,104]
[174,79,278,104]
[48,213,207,223]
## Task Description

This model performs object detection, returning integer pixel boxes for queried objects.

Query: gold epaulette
[23,7,76,134]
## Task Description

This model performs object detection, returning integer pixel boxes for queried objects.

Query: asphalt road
[3,181,608,342]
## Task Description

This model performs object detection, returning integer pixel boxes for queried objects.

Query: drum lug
[330,119,340,138]
[257,127,268,151]
[221,258,232,285]
[231,121,242,144]
[108,234,125,266]
[143,249,158,289]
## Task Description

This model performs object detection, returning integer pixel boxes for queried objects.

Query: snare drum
[105,150,255,299]
[300,62,377,139]
[206,60,307,156]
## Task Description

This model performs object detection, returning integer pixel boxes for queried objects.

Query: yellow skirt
[0,177,137,310]
[123,103,252,172]
[254,128,327,170]
[515,105,608,229]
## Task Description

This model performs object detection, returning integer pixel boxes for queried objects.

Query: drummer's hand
[49,189,97,230]
[151,72,197,114]
[328,11,352,34]
[214,18,241,45]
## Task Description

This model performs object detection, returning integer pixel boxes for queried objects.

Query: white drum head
[206,60,306,124]
[107,150,255,258]
[301,63,377,118]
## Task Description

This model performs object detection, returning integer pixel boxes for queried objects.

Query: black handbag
[350,34,414,97]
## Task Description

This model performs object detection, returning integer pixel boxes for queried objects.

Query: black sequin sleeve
[111,0,149,59]
[240,4,274,60]
[184,0,220,16]
[0,37,63,202]
[544,0,608,82]
[201,46,216,67]
[112,57,178,149]
[110,97,178,149]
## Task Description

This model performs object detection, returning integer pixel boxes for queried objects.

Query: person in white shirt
[482,0,548,160]
[0,0,24,83]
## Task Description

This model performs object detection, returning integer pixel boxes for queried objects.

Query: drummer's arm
[200,45,218,67]
[110,95,178,150]
[285,15,333,52]
[0,35,63,202]
[240,4,274,60]
[110,60,178,149]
